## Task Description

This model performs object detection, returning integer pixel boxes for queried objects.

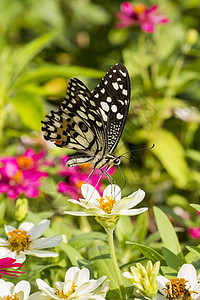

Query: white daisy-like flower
[0,279,30,300]
[30,266,110,300]
[64,184,147,218]
[0,219,62,264]
[155,264,200,300]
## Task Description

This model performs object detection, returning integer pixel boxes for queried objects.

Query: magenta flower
[0,148,48,199]
[57,156,115,200]
[0,257,23,278]
[189,227,200,239]
[116,2,169,33]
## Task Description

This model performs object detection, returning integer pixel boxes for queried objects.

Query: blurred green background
[0,0,200,241]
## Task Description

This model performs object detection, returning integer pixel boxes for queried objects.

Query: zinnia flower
[0,219,62,263]
[30,267,110,300]
[64,183,147,218]
[0,148,48,199]
[0,279,30,300]
[116,2,169,33]
[155,264,200,299]
[0,257,22,278]
[57,156,115,200]
[189,227,200,239]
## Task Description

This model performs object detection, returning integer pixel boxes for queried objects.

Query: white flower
[64,184,147,218]
[30,267,110,300]
[0,219,62,263]
[0,279,30,299]
[155,264,200,300]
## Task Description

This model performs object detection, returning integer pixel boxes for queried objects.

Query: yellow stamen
[97,196,116,214]
[7,229,31,254]
[55,282,77,298]
[134,4,146,14]
[164,278,198,300]
[11,170,23,184]
[3,294,19,300]
[17,156,34,170]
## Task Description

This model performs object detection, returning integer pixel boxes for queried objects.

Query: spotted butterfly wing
[41,63,130,171]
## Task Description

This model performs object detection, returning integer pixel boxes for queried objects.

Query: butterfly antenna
[119,144,155,158]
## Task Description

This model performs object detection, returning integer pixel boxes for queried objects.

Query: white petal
[19,222,34,231]
[36,279,57,299]
[65,267,80,282]
[103,185,121,202]
[64,211,91,216]
[4,225,16,234]
[117,207,148,216]
[0,279,14,297]
[177,264,196,289]
[30,236,62,249]
[81,184,100,203]
[12,253,26,264]
[114,189,145,212]
[14,281,30,298]
[85,208,107,216]
[28,291,47,300]
[75,268,90,286]
[24,249,58,257]
[157,275,170,296]
[0,238,9,246]
[83,277,106,294]
[28,220,50,240]
[68,198,87,208]
[123,272,132,279]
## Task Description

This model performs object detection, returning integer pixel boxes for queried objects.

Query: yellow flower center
[164,278,198,300]
[134,4,146,14]
[3,294,19,300]
[17,156,34,170]
[97,196,116,214]
[11,170,23,184]
[7,229,31,254]
[55,282,77,298]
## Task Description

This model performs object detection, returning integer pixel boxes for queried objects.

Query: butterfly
[41,63,130,179]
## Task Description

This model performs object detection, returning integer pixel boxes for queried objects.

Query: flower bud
[15,198,28,221]
[186,29,198,45]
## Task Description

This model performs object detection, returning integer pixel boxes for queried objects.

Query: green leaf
[160,266,177,278]
[162,247,183,270]
[153,207,182,257]
[69,232,106,250]
[13,264,58,283]
[15,65,105,87]
[11,92,45,131]
[127,242,164,264]
[10,31,58,87]
[190,204,200,212]
[88,245,121,299]
[152,129,190,188]
[186,246,200,258]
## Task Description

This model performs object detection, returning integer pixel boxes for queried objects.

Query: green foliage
[0,0,200,298]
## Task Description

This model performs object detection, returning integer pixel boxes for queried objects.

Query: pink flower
[0,257,23,278]
[116,2,169,33]
[189,227,200,239]
[0,149,48,199]
[57,156,115,200]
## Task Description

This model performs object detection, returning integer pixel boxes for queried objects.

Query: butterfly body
[41,63,130,174]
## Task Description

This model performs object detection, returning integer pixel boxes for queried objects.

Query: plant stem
[106,228,126,300]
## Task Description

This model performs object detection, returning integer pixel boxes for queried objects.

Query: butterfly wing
[92,63,130,153]
[41,78,107,163]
